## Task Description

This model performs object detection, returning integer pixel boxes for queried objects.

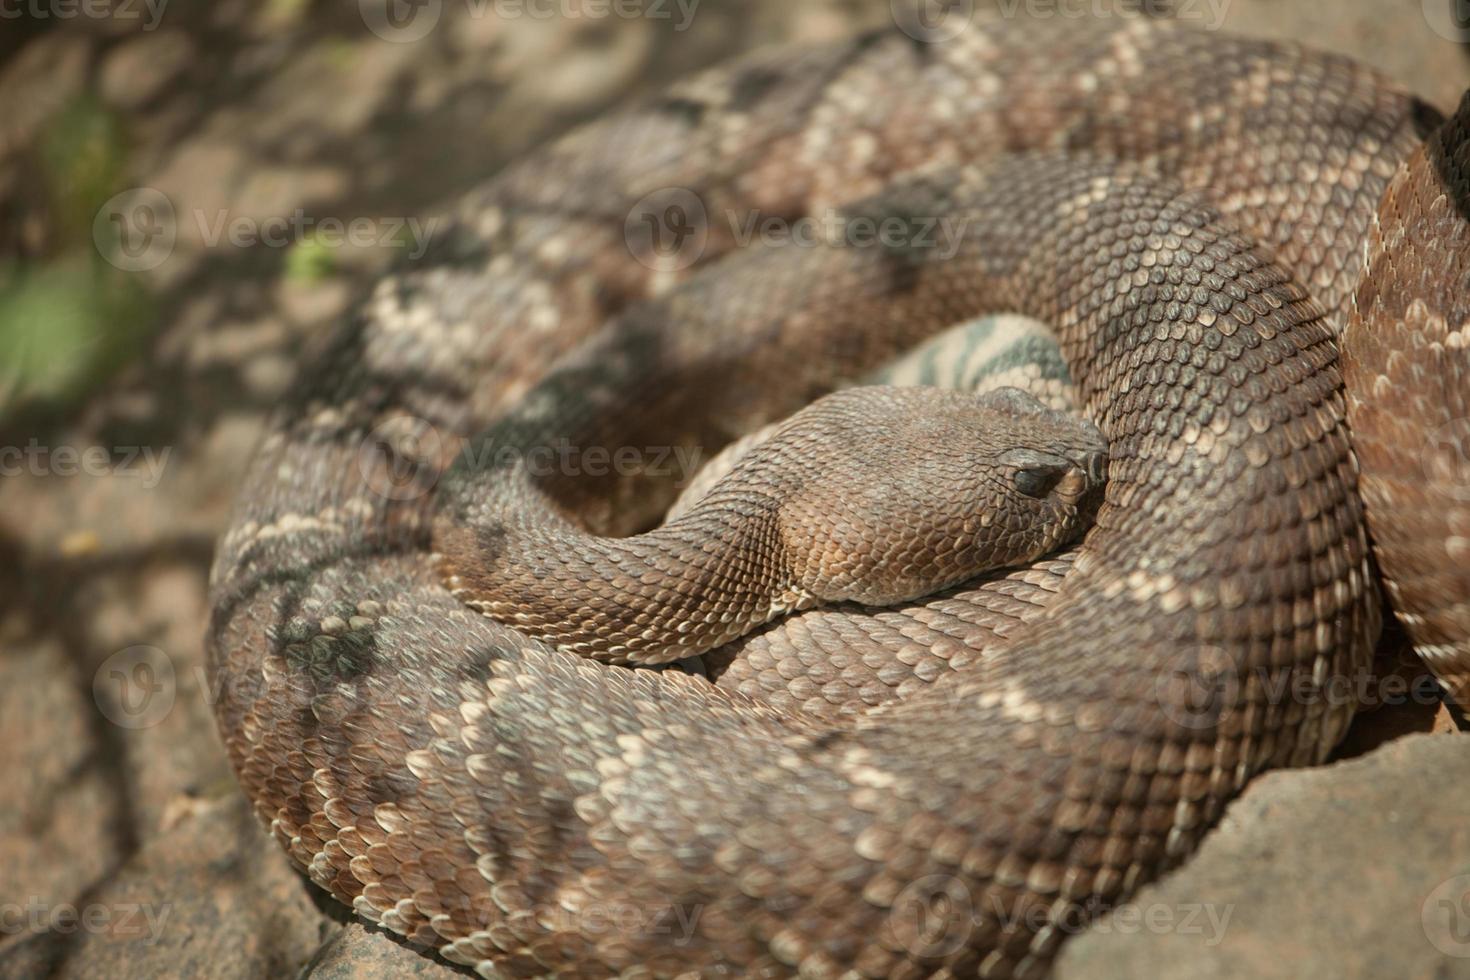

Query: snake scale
[207,19,1470,978]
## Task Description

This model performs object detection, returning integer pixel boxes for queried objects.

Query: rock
[100,31,196,111]
[0,32,91,156]
[303,923,465,979]
[1055,733,1470,979]
[0,796,335,980]
[0,632,123,917]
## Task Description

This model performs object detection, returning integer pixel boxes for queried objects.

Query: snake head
[773,385,1109,608]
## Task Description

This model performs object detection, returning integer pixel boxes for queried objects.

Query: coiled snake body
[207,20,1470,978]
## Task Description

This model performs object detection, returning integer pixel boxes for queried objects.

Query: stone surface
[0,796,333,979]
[1056,734,1470,980]
[303,924,466,980]
[99,30,196,111]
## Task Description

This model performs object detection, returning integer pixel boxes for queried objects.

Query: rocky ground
[1,2,1467,977]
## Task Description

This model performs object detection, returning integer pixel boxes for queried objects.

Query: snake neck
[435,459,812,666]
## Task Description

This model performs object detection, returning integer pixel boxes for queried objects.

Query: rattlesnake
[207,19,1469,978]
[435,383,1108,665]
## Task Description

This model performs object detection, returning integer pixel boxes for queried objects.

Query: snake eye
[998,448,1074,499]
[1013,463,1068,498]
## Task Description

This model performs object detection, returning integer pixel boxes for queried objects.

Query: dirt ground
[1,2,1467,977]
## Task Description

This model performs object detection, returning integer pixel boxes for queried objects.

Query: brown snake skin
[434,385,1108,666]
[1344,102,1470,708]
[207,19,1466,978]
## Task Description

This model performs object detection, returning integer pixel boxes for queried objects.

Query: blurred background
[1,2,1467,978]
